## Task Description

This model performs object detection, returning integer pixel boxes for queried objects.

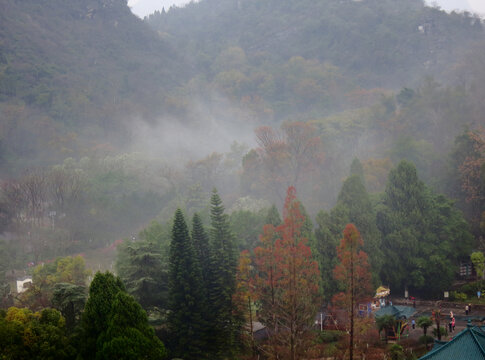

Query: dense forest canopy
[0,0,484,358]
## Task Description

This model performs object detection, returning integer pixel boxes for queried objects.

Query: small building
[16,277,32,293]
[375,305,416,341]
[419,321,485,359]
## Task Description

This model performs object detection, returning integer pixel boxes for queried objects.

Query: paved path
[394,298,485,341]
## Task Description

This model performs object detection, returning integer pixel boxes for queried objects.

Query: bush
[432,326,448,338]
[419,335,434,345]
[451,291,467,301]
[316,330,343,343]
[458,282,480,297]
[388,344,405,360]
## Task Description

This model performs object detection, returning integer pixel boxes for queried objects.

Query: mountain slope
[148,0,484,87]
[0,0,189,170]
[0,0,185,124]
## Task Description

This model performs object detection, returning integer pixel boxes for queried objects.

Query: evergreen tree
[168,209,206,359]
[265,204,282,227]
[313,209,344,300]
[336,174,383,284]
[378,160,473,298]
[313,172,382,299]
[192,212,211,289]
[207,189,237,358]
[52,282,87,333]
[98,292,167,360]
[115,239,167,310]
[349,158,365,179]
[80,272,125,358]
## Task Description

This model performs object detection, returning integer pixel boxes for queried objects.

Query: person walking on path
[466,305,469,315]
[412,319,416,330]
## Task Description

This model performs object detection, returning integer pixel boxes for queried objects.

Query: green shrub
[316,330,343,343]
[458,282,480,297]
[451,291,467,301]
[432,326,448,338]
[419,335,434,345]
[389,343,405,360]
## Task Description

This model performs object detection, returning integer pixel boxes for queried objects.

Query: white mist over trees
[0,0,484,358]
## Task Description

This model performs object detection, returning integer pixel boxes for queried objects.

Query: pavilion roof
[419,322,485,360]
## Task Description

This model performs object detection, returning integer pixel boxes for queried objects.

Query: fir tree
[337,174,383,284]
[98,292,167,360]
[378,160,473,297]
[80,271,125,358]
[168,209,206,359]
[115,239,167,310]
[349,158,365,179]
[192,212,211,289]
[265,204,282,227]
[207,189,237,358]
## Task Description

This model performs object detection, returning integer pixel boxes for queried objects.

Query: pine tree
[80,271,125,358]
[265,204,282,227]
[313,172,381,299]
[168,209,206,358]
[192,212,211,289]
[115,239,167,310]
[98,292,167,360]
[337,174,382,283]
[349,158,365,179]
[378,160,473,297]
[207,189,237,358]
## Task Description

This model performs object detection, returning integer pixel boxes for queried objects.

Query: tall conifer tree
[207,189,237,358]
[378,160,473,297]
[168,209,206,358]
[192,212,211,289]
[99,292,167,359]
[265,204,282,227]
[80,272,125,358]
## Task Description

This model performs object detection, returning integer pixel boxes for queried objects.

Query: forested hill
[0,0,483,173]
[0,0,187,171]
[0,0,187,113]
[148,0,483,88]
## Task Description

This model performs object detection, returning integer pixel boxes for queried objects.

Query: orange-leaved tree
[233,250,256,355]
[253,187,320,360]
[332,223,373,360]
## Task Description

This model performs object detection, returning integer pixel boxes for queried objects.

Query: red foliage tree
[253,187,320,360]
[233,250,256,355]
[332,223,373,360]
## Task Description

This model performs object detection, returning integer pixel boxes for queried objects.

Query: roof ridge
[469,327,485,355]
[419,326,472,359]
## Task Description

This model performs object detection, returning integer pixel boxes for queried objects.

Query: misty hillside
[0,0,185,112]
[0,0,188,171]
[0,3,484,354]
[148,0,484,88]
[0,0,483,172]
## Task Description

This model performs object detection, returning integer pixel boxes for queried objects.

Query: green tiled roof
[375,305,416,319]
[419,323,485,360]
